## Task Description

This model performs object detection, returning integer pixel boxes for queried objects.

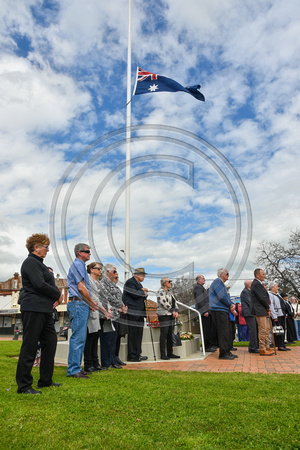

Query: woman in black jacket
[16,233,62,394]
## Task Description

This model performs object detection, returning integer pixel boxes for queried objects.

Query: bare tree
[255,230,300,297]
[171,275,195,306]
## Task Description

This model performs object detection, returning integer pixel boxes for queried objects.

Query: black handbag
[172,331,182,346]
[52,308,59,322]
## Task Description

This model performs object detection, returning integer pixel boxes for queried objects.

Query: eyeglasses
[93,267,102,271]
[80,250,91,254]
[167,280,172,283]
[40,245,49,250]
[112,270,118,274]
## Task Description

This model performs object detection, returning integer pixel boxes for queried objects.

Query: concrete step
[55,327,203,364]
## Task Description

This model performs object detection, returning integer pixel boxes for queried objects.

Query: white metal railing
[176,301,205,356]
[147,290,206,356]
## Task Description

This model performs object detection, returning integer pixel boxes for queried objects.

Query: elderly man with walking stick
[123,268,149,362]
[250,268,274,356]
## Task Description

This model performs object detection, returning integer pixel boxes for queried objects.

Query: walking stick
[284,316,288,343]
[268,311,277,355]
[145,298,156,361]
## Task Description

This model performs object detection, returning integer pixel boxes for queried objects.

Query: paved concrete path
[124,346,300,374]
[3,336,299,374]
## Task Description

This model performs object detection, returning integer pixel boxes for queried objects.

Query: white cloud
[0,55,91,133]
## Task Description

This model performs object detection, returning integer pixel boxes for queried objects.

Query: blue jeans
[67,301,89,376]
[295,320,300,340]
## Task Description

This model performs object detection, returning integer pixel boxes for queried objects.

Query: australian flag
[133,67,205,102]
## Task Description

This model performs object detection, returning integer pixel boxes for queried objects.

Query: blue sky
[0,0,300,296]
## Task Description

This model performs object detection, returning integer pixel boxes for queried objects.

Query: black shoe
[68,372,89,379]
[37,381,62,388]
[116,357,127,366]
[206,347,217,352]
[231,347,238,351]
[93,365,105,371]
[109,363,122,369]
[278,347,290,351]
[85,367,97,373]
[167,354,180,359]
[229,352,238,358]
[249,349,260,353]
[80,369,90,375]
[127,358,140,362]
[139,355,148,361]
[161,355,170,360]
[219,354,235,360]
[18,387,42,394]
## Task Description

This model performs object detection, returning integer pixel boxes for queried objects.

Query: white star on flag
[148,84,159,92]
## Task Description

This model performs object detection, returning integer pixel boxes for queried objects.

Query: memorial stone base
[55,326,202,364]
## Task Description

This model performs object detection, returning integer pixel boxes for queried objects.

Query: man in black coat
[122,268,148,362]
[193,274,217,352]
[250,268,274,356]
[240,280,259,353]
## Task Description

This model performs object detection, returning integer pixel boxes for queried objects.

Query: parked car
[59,326,70,340]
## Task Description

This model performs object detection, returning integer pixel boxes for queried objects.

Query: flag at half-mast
[133,67,205,102]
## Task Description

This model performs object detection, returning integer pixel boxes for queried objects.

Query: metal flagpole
[125,0,132,281]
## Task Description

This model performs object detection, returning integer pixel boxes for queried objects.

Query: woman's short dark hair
[87,262,103,274]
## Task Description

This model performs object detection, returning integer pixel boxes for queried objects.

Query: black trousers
[202,314,218,348]
[244,315,258,351]
[99,319,118,368]
[210,310,232,357]
[127,315,144,359]
[273,315,285,348]
[84,330,100,369]
[16,311,57,392]
[158,315,173,357]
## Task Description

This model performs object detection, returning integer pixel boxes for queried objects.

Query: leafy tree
[255,229,300,297]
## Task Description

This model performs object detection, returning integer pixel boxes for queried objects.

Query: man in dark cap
[122,268,148,362]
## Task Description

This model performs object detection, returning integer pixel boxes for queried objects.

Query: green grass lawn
[1,341,299,449]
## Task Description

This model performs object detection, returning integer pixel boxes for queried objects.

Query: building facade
[0,272,68,336]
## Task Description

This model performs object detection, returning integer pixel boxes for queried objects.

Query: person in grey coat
[83,262,112,372]
[240,280,259,353]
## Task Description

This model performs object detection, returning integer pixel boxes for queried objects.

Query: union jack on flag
[137,68,158,82]
[133,67,205,102]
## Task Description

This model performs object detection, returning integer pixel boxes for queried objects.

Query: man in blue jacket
[209,268,236,360]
